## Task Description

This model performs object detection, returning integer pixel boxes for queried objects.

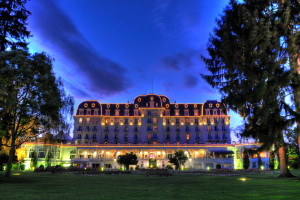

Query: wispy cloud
[28,0,131,97]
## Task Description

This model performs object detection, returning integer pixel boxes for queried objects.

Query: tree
[0,0,31,52]
[201,0,299,177]
[168,150,188,170]
[0,49,74,177]
[117,152,138,170]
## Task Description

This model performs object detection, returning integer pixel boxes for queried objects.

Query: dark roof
[75,94,227,116]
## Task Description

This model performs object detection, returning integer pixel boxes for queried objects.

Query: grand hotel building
[22,94,269,170]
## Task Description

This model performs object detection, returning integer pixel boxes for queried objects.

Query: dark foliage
[117,152,138,170]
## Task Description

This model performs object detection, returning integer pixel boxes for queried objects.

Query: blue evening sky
[26,0,242,140]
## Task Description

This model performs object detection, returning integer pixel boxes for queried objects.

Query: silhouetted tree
[0,0,31,51]
[117,152,138,170]
[201,0,299,178]
[168,150,188,170]
[0,50,74,177]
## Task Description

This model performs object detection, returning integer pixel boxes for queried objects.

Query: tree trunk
[278,145,294,178]
[5,134,16,177]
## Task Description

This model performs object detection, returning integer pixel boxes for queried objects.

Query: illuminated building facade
[21,94,270,170]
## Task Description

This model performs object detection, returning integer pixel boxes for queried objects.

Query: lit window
[194,110,198,116]
[79,118,82,124]
[153,118,157,123]
[153,126,157,132]
[115,110,119,116]
[186,133,189,140]
[115,118,119,124]
[86,118,90,124]
[93,118,97,124]
[175,110,179,116]
[185,118,189,123]
[207,126,211,132]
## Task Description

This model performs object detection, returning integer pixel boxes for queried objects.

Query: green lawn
[1,170,300,200]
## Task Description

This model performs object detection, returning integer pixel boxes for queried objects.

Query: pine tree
[201,0,299,177]
[0,0,31,51]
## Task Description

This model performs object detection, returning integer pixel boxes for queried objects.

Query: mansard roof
[75,94,227,116]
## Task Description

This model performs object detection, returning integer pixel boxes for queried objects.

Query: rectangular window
[79,118,83,124]
[134,110,139,116]
[147,126,153,131]
[195,118,199,125]
[77,134,82,139]
[176,118,179,124]
[186,133,189,140]
[184,110,189,116]
[86,118,90,124]
[125,118,128,124]
[115,118,119,124]
[85,126,90,132]
[125,110,129,116]
[78,126,82,131]
[167,154,172,159]
[148,111,152,116]
[207,126,211,132]
[153,126,157,132]
[92,126,97,131]
[175,110,179,116]
[213,110,217,115]
[208,134,212,140]
[105,110,110,116]
[134,118,138,124]
[92,134,96,140]
[93,118,97,124]
[105,134,108,140]
[222,133,226,139]
[206,111,210,115]
[153,118,157,123]
[87,110,91,115]
[194,110,198,116]
[94,110,98,115]
[165,110,170,116]
[166,119,170,125]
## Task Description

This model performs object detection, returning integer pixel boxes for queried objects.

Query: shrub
[20,164,25,170]
[216,164,222,169]
[166,165,173,170]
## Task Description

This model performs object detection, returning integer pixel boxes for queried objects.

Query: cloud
[28,0,131,97]
[162,51,196,70]
[184,74,198,88]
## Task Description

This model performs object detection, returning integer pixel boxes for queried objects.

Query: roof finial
[152,76,153,94]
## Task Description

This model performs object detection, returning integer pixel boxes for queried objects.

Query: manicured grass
[0,170,300,200]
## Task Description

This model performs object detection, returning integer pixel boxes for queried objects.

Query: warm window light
[190,123,194,125]
[102,123,105,125]
[163,122,166,125]
[130,123,133,125]
[171,123,174,125]
[138,122,141,125]
[120,123,124,125]
[207,166,210,170]
[181,123,184,125]
[110,123,114,125]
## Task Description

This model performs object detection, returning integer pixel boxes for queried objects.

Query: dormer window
[213,110,217,115]
[79,109,84,115]
[165,109,170,116]
[184,110,189,116]
[175,110,179,116]
[134,110,139,116]
[150,101,154,108]
[220,109,224,115]
[115,110,120,116]
[206,110,210,115]
[105,110,110,116]
[94,110,98,115]
[86,109,91,115]
[125,110,129,116]
[156,103,158,107]
[194,110,198,116]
